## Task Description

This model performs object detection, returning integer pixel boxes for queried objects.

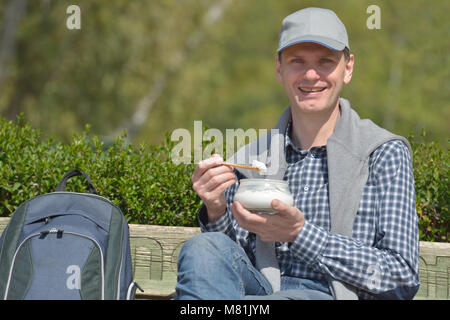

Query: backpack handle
[55,169,98,194]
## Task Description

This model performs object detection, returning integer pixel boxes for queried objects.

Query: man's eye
[320,59,334,64]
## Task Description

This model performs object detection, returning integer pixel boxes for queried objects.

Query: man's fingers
[201,176,237,203]
[192,166,235,193]
[231,199,305,243]
[214,175,237,193]
[191,155,224,182]
[231,201,267,231]
[202,168,236,190]
[271,199,294,215]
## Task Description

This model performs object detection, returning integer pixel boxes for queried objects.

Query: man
[175,7,419,300]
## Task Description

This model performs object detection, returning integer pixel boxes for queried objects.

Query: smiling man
[276,41,353,150]
[175,7,419,300]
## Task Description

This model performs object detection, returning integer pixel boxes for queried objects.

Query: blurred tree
[0,0,448,146]
[0,0,28,104]
[113,0,233,139]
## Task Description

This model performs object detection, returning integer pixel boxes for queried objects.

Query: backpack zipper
[3,232,38,300]
[4,230,105,300]
[115,236,123,300]
[126,281,144,300]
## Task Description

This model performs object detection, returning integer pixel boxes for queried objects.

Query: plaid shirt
[199,121,419,299]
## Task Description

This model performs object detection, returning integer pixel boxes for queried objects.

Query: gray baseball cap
[277,7,349,53]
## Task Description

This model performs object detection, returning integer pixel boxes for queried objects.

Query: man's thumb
[271,199,287,212]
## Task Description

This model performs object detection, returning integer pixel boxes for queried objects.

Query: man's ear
[275,54,283,83]
[343,54,354,84]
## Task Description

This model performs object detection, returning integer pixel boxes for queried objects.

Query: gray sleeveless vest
[228,97,411,299]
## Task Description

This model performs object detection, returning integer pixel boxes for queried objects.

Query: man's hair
[278,46,351,63]
[343,47,350,61]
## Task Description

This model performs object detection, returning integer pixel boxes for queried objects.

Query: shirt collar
[285,120,327,157]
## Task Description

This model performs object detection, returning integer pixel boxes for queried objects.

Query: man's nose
[304,67,320,81]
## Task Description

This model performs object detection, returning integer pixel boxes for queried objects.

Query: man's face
[276,42,354,116]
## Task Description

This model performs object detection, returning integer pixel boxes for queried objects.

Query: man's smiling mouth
[299,87,326,93]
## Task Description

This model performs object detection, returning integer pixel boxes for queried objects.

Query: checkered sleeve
[290,140,420,299]
[197,171,241,241]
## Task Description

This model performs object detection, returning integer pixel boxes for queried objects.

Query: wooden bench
[0,217,449,300]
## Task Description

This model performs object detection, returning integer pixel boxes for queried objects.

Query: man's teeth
[300,87,325,92]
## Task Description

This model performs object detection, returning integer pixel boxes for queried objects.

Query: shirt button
[304,185,309,191]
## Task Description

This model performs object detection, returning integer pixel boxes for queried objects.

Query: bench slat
[0,217,448,300]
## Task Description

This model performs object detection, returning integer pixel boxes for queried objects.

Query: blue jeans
[174,232,334,300]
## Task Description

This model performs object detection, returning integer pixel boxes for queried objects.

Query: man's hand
[230,199,305,242]
[191,154,237,222]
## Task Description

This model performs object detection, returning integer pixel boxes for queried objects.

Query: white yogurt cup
[233,179,294,214]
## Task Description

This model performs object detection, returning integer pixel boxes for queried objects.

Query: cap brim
[277,35,347,53]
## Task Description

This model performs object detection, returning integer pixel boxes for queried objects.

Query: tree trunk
[112,0,233,139]
[0,0,28,100]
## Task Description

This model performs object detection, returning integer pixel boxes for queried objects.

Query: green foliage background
[0,0,448,145]
[0,116,448,242]
[0,115,200,226]
[0,1,448,241]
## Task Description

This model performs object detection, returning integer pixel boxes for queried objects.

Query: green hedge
[0,115,200,226]
[410,130,449,242]
[0,115,448,241]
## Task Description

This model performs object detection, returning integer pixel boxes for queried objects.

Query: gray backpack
[0,169,141,300]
